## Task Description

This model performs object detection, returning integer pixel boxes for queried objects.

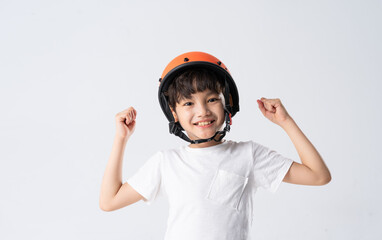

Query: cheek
[217,104,225,115]
[219,109,226,123]
[176,110,191,122]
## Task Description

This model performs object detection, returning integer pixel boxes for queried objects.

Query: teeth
[196,121,212,126]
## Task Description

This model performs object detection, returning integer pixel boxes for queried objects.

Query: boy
[100,51,331,240]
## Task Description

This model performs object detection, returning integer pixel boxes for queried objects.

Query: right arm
[99,107,146,211]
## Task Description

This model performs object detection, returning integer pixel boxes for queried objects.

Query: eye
[209,98,220,102]
[184,102,193,106]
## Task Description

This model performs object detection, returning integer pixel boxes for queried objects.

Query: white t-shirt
[125,139,294,240]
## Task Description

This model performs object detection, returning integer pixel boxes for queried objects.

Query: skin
[170,89,227,148]
[99,95,331,212]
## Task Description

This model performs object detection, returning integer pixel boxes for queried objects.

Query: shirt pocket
[205,169,249,212]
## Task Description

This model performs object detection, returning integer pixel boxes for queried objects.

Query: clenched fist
[257,97,292,127]
[115,107,137,140]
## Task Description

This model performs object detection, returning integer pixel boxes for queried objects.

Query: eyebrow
[181,91,218,101]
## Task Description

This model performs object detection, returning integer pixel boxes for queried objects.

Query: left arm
[257,97,331,186]
[280,118,331,185]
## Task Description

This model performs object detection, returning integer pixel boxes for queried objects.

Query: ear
[169,106,178,122]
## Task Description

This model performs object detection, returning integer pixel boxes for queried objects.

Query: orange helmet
[158,51,240,144]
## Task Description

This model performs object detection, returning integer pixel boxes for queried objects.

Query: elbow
[99,202,109,212]
[319,172,332,185]
[100,204,113,212]
[99,200,113,212]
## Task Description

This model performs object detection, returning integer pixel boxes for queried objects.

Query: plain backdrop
[0,0,381,239]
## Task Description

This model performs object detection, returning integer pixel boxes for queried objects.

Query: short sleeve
[251,141,294,193]
[125,151,163,205]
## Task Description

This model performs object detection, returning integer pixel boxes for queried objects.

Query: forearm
[280,118,331,182]
[100,136,128,208]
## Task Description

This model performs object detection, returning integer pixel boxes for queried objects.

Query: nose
[196,102,211,117]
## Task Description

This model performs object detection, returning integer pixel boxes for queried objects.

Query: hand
[257,97,292,126]
[115,107,137,140]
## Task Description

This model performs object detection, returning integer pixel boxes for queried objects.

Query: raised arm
[99,107,145,211]
[257,98,331,186]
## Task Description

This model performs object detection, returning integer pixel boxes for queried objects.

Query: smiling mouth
[194,120,215,126]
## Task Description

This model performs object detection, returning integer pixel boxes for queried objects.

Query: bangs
[165,68,225,110]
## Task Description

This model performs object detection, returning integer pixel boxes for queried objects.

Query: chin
[196,131,217,140]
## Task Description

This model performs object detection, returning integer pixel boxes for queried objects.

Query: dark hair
[165,68,225,112]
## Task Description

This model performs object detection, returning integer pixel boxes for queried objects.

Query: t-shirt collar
[183,139,230,154]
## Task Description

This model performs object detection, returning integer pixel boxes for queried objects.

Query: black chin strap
[169,110,232,144]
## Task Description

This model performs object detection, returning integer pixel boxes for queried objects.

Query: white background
[0,0,381,239]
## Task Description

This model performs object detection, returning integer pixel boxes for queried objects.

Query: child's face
[171,89,226,145]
